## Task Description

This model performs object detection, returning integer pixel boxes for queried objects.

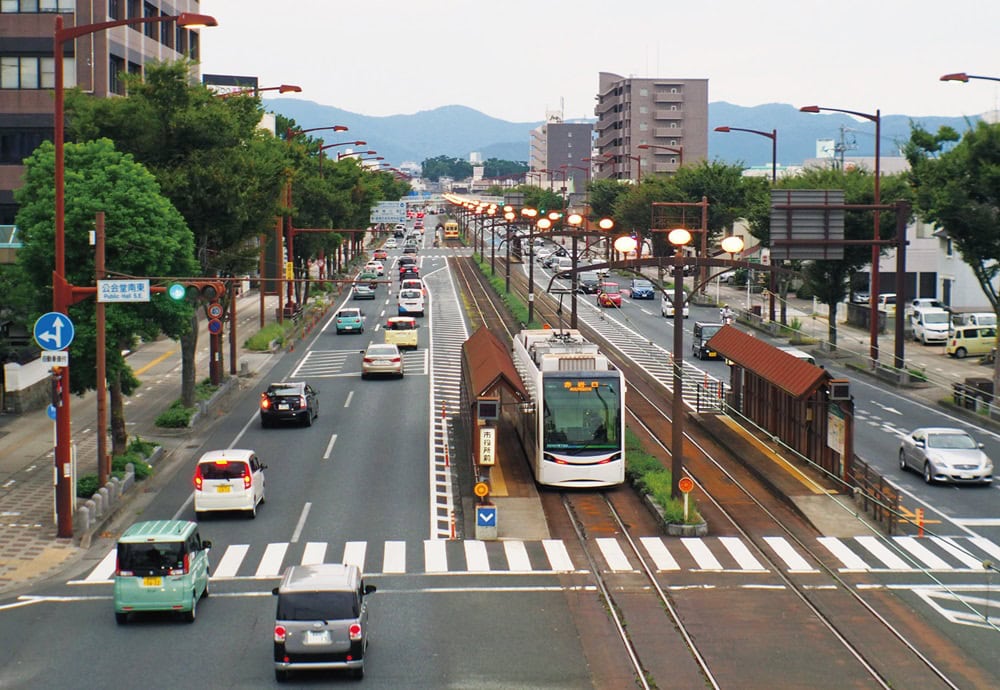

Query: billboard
[769,189,845,260]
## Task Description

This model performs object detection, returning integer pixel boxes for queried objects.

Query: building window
[639,105,648,114]
[144,3,158,39]
[946,238,953,256]
[0,56,66,88]
[639,122,648,131]
[175,26,188,55]
[127,0,140,29]
[639,88,648,96]
[3,0,73,11]
[109,55,125,95]
[161,19,172,47]
[189,31,199,60]
[0,129,49,164]
[108,0,120,19]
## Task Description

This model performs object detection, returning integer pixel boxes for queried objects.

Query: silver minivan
[273,563,376,682]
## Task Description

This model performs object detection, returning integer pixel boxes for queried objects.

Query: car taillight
[243,470,252,490]
[260,395,270,410]
[169,553,189,576]
[193,466,203,491]
[274,624,287,643]
[299,395,307,408]
[115,555,133,577]
[391,357,401,363]
[349,623,362,641]
[364,357,374,364]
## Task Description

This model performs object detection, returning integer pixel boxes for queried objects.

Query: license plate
[304,630,331,645]
[277,404,290,410]
[217,485,231,493]
[142,576,162,587]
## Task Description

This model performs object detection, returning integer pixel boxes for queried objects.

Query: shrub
[624,429,702,524]
[128,436,156,458]
[77,474,100,499]
[112,451,153,480]
[155,400,195,428]
[195,378,217,401]
[245,323,286,351]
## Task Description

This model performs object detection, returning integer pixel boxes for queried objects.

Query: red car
[373,249,388,260]
[597,282,622,308]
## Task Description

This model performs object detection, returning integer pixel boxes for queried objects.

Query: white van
[952,312,996,329]
[911,307,951,345]
[778,347,817,365]
[556,256,573,273]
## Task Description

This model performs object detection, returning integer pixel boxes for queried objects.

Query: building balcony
[653,128,684,139]
[654,91,684,103]
[654,109,683,120]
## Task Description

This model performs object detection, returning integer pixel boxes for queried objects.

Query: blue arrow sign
[476,506,497,528]
[33,312,75,352]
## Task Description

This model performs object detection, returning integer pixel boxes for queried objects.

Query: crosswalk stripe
[930,537,985,569]
[343,541,367,570]
[855,536,910,570]
[763,536,817,572]
[464,540,490,572]
[969,536,1000,564]
[596,537,633,572]
[682,537,723,570]
[301,542,326,566]
[214,544,249,578]
[719,537,766,571]
[424,540,448,572]
[255,543,289,578]
[639,537,680,571]
[895,536,951,570]
[503,541,532,572]
[86,549,117,582]
[818,537,870,570]
[383,541,406,574]
[542,539,576,572]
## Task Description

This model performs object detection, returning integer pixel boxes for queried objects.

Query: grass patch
[245,322,288,351]
[624,428,703,524]
[155,378,219,428]
[473,256,541,329]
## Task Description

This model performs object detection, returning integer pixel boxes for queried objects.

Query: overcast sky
[200,0,1000,123]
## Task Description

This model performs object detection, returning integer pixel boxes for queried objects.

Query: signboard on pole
[478,427,496,466]
[770,189,845,260]
[370,201,407,223]
[98,279,150,303]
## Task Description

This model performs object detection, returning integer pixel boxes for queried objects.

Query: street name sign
[98,279,150,303]
[370,201,407,223]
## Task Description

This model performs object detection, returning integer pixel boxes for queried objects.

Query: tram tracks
[452,253,981,688]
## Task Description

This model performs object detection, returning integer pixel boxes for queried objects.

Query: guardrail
[850,456,900,535]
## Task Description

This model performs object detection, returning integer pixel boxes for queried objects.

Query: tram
[510,329,626,488]
[443,221,460,239]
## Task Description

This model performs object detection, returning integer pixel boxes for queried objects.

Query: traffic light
[51,367,64,407]
[166,280,226,303]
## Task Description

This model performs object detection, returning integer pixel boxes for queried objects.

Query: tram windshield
[541,376,621,453]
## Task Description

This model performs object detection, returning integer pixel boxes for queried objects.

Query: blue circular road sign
[33,312,75,351]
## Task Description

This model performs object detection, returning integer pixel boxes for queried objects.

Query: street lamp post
[637,144,684,172]
[216,83,301,99]
[318,140,366,174]
[940,72,1000,83]
[667,228,691,500]
[800,104,881,365]
[51,11,217,538]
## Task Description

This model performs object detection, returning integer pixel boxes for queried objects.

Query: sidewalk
[0,291,286,596]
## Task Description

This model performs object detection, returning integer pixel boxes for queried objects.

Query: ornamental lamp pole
[216,83,301,99]
[318,140,366,174]
[940,72,1000,83]
[51,10,217,538]
[800,104,881,365]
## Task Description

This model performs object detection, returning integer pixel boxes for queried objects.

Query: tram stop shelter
[459,327,529,498]
[706,325,854,481]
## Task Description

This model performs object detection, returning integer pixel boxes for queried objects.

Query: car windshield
[541,376,621,453]
[268,384,301,395]
[389,320,416,330]
[277,592,359,620]
[602,284,620,293]
[117,541,185,576]
[633,280,653,288]
[338,311,360,319]
[400,290,421,299]
[927,433,977,450]
[367,345,397,356]
[199,461,248,480]
[925,313,949,324]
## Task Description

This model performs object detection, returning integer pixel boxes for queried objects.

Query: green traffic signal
[167,283,186,301]
[166,281,224,302]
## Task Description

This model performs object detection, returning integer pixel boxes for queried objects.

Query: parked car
[597,282,622,308]
[629,279,655,300]
[361,343,404,379]
[946,325,997,359]
[259,382,319,427]
[911,307,950,345]
[335,308,365,334]
[113,520,211,625]
[899,427,993,484]
[384,316,419,349]
[272,564,376,681]
[193,449,267,519]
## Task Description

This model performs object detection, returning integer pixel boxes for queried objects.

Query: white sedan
[899,427,993,484]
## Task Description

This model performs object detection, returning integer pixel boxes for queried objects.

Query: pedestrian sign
[33,312,75,351]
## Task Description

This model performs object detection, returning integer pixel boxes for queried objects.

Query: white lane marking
[301,542,327,565]
[954,518,1000,526]
[85,549,117,582]
[383,541,406,574]
[344,391,353,408]
[542,539,575,572]
[290,503,311,543]
[424,540,448,572]
[343,541,367,570]
[596,537,633,572]
[969,536,1000,564]
[763,536,818,573]
[255,543,289,578]
[682,538,723,570]
[818,537,870,570]
[855,536,910,570]
[464,540,491,572]
[503,541,532,572]
[323,435,338,460]
[894,536,952,570]
[639,537,680,571]
[719,536,767,571]
[230,407,262,448]
[171,493,194,521]
[213,544,250,578]
[929,537,984,569]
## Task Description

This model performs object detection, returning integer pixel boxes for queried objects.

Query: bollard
[916,507,925,537]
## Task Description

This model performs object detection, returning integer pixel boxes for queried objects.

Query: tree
[587,179,629,219]
[421,155,473,181]
[483,158,528,178]
[65,61,287,407]
[14,139,196,453]
[905,119,1000,385]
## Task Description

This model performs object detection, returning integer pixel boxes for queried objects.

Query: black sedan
[260,382,319,428]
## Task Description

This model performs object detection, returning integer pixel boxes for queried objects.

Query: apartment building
[593,72,708,181]
[529,111,593,195]
[0,0,206,224]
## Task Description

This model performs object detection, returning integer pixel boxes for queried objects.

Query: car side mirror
[915,439,926,448]
[979,442,986,449]
[364,585,377,595]
[359,350,365,354]
[271,587,280,595]
[261,464,268,470]
[202,540,212,550]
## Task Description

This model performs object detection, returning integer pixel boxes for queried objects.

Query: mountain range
[266,98,982,171]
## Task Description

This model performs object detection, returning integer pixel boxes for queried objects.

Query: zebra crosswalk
[70,533,1000,585]
[292,348,428,378]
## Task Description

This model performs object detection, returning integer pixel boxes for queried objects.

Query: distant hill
[264,98,980,169]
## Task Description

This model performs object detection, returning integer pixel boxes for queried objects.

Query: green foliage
[155,400,196,428]
[77,475,100,499]
[196,378,218,401]
[473,256,539,328]
[245,323,288,351]
[421,155,473,181]
[624,429,702,524]
[482,158,529,178]
[587,179,630,219]
[112,452,152,480]
[128,437,157,458]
